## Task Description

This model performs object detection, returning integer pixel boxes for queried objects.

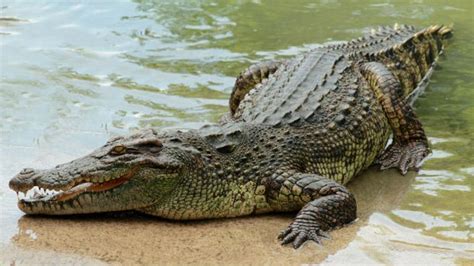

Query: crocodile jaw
[10,167,138,215]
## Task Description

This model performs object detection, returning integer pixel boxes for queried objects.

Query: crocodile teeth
[18,186,64,201]
[18,192,26,200]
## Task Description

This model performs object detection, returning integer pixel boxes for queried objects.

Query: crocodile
[9,25,452,248]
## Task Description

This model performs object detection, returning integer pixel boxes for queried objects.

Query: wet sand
[1,168,416,265]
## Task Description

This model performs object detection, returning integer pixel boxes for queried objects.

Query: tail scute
[426,24,453,39]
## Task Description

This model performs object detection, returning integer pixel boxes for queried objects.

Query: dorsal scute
[238,50,350,127]
[355,25,452,59]
[324,24,417,53]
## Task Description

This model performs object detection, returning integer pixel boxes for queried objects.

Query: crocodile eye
[110,145,127,155]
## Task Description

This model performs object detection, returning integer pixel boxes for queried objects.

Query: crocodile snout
[20,168,35,175]
[9,168,40,192]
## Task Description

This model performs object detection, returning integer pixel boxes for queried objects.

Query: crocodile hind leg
[360,62,430,174]
[229,60,284,115]
[269,173,356,249]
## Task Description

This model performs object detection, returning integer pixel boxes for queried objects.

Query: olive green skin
[9,24,451,248]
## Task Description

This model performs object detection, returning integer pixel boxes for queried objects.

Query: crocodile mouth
[11,166,139,215]
[15,172,132,204]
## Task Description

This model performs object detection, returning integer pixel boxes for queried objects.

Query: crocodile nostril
[20,168,35,175]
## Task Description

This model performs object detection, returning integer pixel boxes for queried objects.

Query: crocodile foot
[278,223,330,249]
[376,141,430,175]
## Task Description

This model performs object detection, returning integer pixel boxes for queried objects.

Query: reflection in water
[1,0,473,265]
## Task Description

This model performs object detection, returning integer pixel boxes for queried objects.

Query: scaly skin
[9,25,452,249]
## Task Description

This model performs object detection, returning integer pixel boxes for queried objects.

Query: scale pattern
[9,25,452,249]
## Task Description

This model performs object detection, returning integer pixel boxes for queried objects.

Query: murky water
[1,0,473,265]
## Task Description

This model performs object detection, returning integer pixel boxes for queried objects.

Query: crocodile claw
[278,223,328,249]
[376,141,430,175]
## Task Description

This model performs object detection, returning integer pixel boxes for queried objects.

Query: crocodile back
[234,25,452,127]
[197,25,451,185]
[235,49,350,127]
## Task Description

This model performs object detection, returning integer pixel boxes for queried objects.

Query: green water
[0,0,473,264]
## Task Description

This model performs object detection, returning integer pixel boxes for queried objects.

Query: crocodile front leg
[268,173,356,249]
[229,60,284,115]
[361,62,431,175]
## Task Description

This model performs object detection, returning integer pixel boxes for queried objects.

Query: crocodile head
[9,129,192,215]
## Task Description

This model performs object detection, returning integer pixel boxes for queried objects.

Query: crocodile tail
[328,24,418,52]
[371,25,453,97]
[432,25,453,40]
